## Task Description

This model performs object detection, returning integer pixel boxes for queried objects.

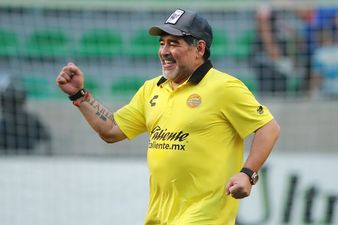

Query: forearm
[258,16,280,59]
[225,119,279,199]
[244,119,280,172]
[56,63,126,143]
[75,93,124,143]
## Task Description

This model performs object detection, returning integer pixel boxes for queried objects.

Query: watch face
[251,172,259,185]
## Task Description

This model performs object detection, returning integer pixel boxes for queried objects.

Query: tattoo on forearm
[85,97,115,123]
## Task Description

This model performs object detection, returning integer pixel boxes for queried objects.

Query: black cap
[149,9,213,48]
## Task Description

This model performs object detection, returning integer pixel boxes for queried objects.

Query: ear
[196,40,206,58]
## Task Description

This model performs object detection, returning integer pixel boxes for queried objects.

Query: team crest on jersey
[187,94,201,108]
[165,9,185,24]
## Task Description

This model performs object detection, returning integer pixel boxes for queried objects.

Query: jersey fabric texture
[114,61,274,225]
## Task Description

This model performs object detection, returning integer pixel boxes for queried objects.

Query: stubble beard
[162,67,179,81]
[162,64,192,84]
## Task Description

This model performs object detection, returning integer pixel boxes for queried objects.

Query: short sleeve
[114,85,147,139]
[221,80,273,139]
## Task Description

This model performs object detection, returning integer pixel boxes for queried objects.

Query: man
[56,9,280,225]
[0,80,51,153]
[251,4,295,95]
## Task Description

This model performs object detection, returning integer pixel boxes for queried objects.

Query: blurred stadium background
[0,0,337,224]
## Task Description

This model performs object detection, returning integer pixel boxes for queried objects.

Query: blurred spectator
[310,25,338,98]
[0,75,51,154]
[297,6,338,92]
[251,4,298,95]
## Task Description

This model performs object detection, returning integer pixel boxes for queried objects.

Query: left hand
[225,172,252,199]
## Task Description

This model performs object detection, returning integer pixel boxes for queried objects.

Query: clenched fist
[56,62,84,95]
[225,172,252,199]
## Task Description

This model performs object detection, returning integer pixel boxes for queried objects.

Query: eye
[169,41,179,46]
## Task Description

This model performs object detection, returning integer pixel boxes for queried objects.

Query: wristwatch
[69,88,87,101]
[240,167,259,185]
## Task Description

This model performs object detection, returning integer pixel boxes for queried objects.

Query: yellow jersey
[114,61,273,225]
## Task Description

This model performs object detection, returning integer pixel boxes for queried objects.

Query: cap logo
[187,94,201,108]
[165,9,185,25]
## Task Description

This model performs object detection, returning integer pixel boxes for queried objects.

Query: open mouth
[161,57,176,70]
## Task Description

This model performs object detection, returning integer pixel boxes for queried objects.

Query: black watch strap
[69,89,86,101]
[240,167,259,185]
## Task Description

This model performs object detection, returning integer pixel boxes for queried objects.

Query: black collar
[157,60,213,86]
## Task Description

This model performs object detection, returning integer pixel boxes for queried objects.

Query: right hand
[56,62,84,95]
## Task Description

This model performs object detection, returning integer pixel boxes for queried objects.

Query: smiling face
[158,35,206,86]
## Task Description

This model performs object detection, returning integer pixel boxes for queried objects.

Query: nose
[159,43,170,57]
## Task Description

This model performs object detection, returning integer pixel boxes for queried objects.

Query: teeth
[164,60,175,64]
